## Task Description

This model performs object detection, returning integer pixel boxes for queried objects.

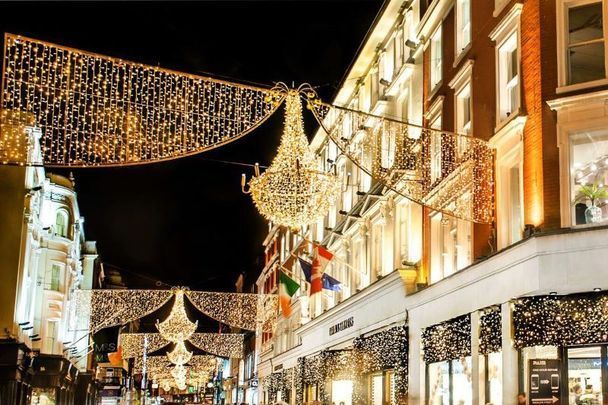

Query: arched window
[55,210,69,237]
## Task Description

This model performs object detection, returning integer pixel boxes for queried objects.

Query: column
[470,311,481,405]
[501,302,519,404]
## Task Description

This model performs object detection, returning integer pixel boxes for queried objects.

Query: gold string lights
[307,99,494,224]
[243,85,340,229]
[156,288,197,343]
[120,332,244,359]
[167,340,193,366]
[1,34,285,167]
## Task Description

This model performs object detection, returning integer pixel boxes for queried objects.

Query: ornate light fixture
[243,85,340,229]
[167,340,193,366]
[156,288,197,343]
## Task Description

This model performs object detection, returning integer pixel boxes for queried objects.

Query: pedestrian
[517,392,527,405]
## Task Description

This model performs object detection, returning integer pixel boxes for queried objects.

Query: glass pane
[488,352,503,405]
[567,346,603,405]
[370,374,383,405]
[570,129,608,225]
[569,3,603,45]
[428,361,450,405]
[452,357,473,405]
[331,380,353,405]
[569,42,606,84]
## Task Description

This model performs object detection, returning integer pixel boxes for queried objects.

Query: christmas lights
[1,34,285,167]
[133,354,216,375]
[74,289,172,333]
[245,86,340,229]
[156,288,197,343]
[186,291,277,332]
[512,292,608,348]
[479,307,502,355]
[422,314,471,364]
[120,332,244,359]
[166,340,193,366]
[308,99,494,224]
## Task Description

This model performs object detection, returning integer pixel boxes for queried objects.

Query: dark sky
[0,1,383,292]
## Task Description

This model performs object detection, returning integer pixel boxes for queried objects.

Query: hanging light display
[167,340,193,366]
[243,85,340,229]
[421,314,471,364]
[156,288,198,343]
[1,34,284,167]
[120,332,244,359]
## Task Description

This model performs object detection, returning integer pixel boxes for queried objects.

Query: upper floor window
[456,0,472,55]
[558,0,608,89]
[428,105,443,184]
[430,211,472,284]
[49,264,61,291]
[55,210,69,238]
[430,27,443,90]
[371,221,384,279]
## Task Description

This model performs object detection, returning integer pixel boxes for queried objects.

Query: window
[456,83,472,156]
[486,352,503,405]
[332,380,353,405]
[49,264,61,291]
[430,212,472,283]
[371,221,383,279]
[569,128,608,225]
[371,373,383,405]
[46,320,57,352]
[380,125,396,169]
[395,29,404,73]
[566,346,605,404]
[428,361,450,405]
[55,210,68,237]
[430,27,443,90]
[429,113,443,184]
[456,0,472,55]
[566,1,606,85]
[451,357,473,404]
[497,32,520,123]
[397,203,410,264]
[428,358,472,405]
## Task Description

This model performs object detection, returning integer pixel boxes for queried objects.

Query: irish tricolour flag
[279,271,300,317]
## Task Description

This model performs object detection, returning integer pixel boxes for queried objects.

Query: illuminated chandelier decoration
[171,364,188,389]
[167,340,193,366]
[243,85,340,229]
[156,288,198,343]
[120,332,244,359]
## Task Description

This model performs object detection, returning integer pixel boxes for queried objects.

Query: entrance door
[331,380,353,405]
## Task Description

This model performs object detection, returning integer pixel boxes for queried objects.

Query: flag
[311,244,334,295]
[322,273,342,292]
[298,258,312,283]
[278,271,300,316]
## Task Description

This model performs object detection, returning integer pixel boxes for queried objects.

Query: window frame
[449,60,474,158]
[430,26,443,92]
[426,96,444,185]
[455,0,472,59]
[557,0,608,93]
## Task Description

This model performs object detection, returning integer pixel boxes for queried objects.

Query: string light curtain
[512,292,608,348]
[422,314,471,364]
[245,87,340,229]
[166,340,193,366]
[121,332,244,359]
[307,99,494,224]
[186,291,277,332]
[1,34,285,167]
[133,354,216,375]
[479,307,502,355]
[74,289,173,333]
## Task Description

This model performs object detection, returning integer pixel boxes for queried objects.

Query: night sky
[0,1,383,292]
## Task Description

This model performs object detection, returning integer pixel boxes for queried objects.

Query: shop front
[0,340,32,405]
[29,354,78,405]
[513,292,608,404]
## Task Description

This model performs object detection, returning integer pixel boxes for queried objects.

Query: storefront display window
[367,370,397,405]
[428,361,450,405]
[567,346,604,405]
[569,129,608,225]
[487,352,503,405]
[371,373,383,405]
[452,357,473,405]
[32,388,56,405]
[331,380,353,405]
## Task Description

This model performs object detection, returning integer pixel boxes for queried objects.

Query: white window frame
[489,116,526,249]
[449,60,474,157]
[430,26,443,91]
[425,96,444,184]
[557,0,608,93]
[455,0,472,59]
[490,3,523,129]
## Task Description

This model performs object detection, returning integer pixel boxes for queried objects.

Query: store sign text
[329,317,354,336]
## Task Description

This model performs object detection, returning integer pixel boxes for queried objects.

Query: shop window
[456,0,471,55]
[331,380,353,405]
[452,357,473,404]
[430,27,443,90]
[564,1,606,86]
[55,210,69,237]
[305,384,318,402]
[569,129,608,225]
[566,346,605,404]
[486,352,503,405]
[371,373,384,405]
[428,361,450,404]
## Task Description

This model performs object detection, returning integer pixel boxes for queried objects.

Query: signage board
[529,359,561,404]
[329,316,354,336]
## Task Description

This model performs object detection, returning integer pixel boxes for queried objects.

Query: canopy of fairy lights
[1,34,284,167]
[120,332,244,359]
[244,86,340,229]
[1,33,495,224]
[73,289,277,335]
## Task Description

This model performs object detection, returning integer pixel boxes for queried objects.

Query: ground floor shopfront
[257,226,608,405]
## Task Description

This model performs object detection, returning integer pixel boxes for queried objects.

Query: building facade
[0,118,98,404]
[256,0,608,404]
